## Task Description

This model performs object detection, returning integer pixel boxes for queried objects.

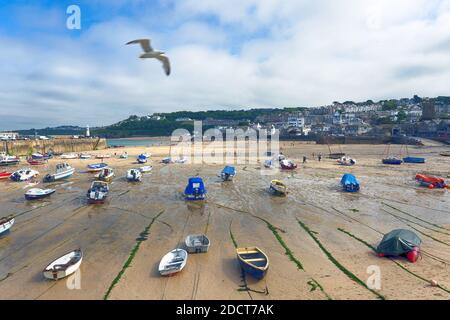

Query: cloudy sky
[1,0,450,130]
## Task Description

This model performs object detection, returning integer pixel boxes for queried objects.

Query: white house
[287,116,305,128]
[0,132,19,140]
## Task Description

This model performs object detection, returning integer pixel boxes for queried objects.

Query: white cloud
[1,0,450,129]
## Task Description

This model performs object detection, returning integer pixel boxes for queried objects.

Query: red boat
[280,159,297,170]
[0,171,12,179]
[27,157,47,165]
[415,174,449,189]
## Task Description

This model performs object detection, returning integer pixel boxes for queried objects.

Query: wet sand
[0,142,449,300]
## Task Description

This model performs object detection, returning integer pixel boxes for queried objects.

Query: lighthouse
[86,125,90,137]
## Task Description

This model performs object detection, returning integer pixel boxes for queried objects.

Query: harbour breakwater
[2,138,107,156]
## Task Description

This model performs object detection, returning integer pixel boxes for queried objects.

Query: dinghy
[0,215,14,236]
[43,249,83,280]
[184,177,207,201]
[44,163,75,182]
[25,188,56,200]
[270,180,287,196]
[87,163,108,172]
[403,157,425,164]
[119,153,128,159]
[280,159,297,170]
[139,166,153,173]
[185,234,210,253]
[60,153,78,160]
[236,247,269,280]
[221,166,236,181]
[377,229,421,263]
[158,249,188,276]
[161,157,173,164]
[126,169,142,182]
[87,181,109,204]
[96,154,111,159]
[341,173,360,192]
[175,157,188,164]
[79,153,91,159]
[10,168,39,181]
[96,167,115,182]
[415,174,449,189]
[337,156,356,166]
[264,160,274,169]
[0,154,20,166]
[27,157,47,165]
[137,154,147,163]
[382,158,403,165]
[0,171,12,180]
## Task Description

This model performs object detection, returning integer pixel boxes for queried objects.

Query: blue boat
[87,163,108,172]
[184,177,206,201]
[137,154,147,164]
[221,166,236,181]
[403,157,425,164]
[341,174,360,192]
[382,158,403,165]
[236,247,269,280]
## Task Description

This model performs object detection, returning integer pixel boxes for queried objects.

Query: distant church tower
[86,125,90,137]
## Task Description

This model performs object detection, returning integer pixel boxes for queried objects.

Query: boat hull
[0,160,20,167]
[403,157,425,164]
[236,247,269,280]
[0,217,14,235]
[43,250,83,280]
[44,169,75,182]
[25,191,55,200]
[382,159,403,165]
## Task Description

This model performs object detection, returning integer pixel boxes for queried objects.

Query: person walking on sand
[303,156,307,164]
[318,154,322,162]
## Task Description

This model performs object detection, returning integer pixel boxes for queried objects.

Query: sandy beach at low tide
[0,142,449,300]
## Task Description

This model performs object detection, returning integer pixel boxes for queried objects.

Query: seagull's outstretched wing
[155,55,171,76]
[126,39,153,53]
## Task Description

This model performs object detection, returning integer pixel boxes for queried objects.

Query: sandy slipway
[0,142,449,300]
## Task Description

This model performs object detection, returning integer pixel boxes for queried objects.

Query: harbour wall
[2,138,107,156]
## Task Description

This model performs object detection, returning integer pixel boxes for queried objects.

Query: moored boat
[25,188,56,200]
[44,163,75,182]
[269,180,287,196]
[340,173,360,192]
[0,154,20,166]
[161,157,172,164]
[96,167,114,182]
[139,166,153,173]
[87,181,109,204]
[221,166,236,181]
[27,157,47,165]
[10,168,39,181]
[137,154,147,163]
[337,156,356,166]
[264,160,274,169]
[60,153,78,160]
[184,177,207,201]
[126,169,142,182]
[0,171,12,180]
[236,247,269,280]
[415,174,449,189]
[280,159,297,170]
[382,158,403,165]
[87,163,108,172]
[403,157,426,164]
[158,249,188,276]
[79,153,91,159]
[185,234,210,253]
[96,154,111,159]
[0,215,15,236]
[43,249,83,280]
[119,153,128,159]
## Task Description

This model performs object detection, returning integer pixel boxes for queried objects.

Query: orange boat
[0,171,12,179]
[415,174,449,189]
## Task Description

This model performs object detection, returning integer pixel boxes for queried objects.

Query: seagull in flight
[126,39,171,76]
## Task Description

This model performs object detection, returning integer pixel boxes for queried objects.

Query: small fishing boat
[328,153,346,160]
[87,163,108,172]
[0,154,20,166]
[340,173,360,192]
[25,188,56,200]
[10,168,39,182]
[264,160,274,169]
[175,157,188,164]
[139,166,153,173]
[0,171,12,180]
[337,156,356,166]
[137,154,147,164]
[382,158,403,165]
[403,157,426,164]
[184,177,207,201]
[161,157,173,164]
[236,247,269,280]
[60,153,78,160]
[221,166,236,181]
[119,153,128,159]
[43,249,83,280]
[377,229,421,263]
[0,215,15,236]
[126,169,142,182]
[79,153,91,159]
[158,249,188,276]
[270,180,287,196]
[87,181,109,204]
[27,157,47,165]
[280,159,297,170]
[96,167,114,182]
[96,154,111,159]
[185,234,210,253]
[415,174,449,189]
[440,152,450,157]
[44,163,75,182]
